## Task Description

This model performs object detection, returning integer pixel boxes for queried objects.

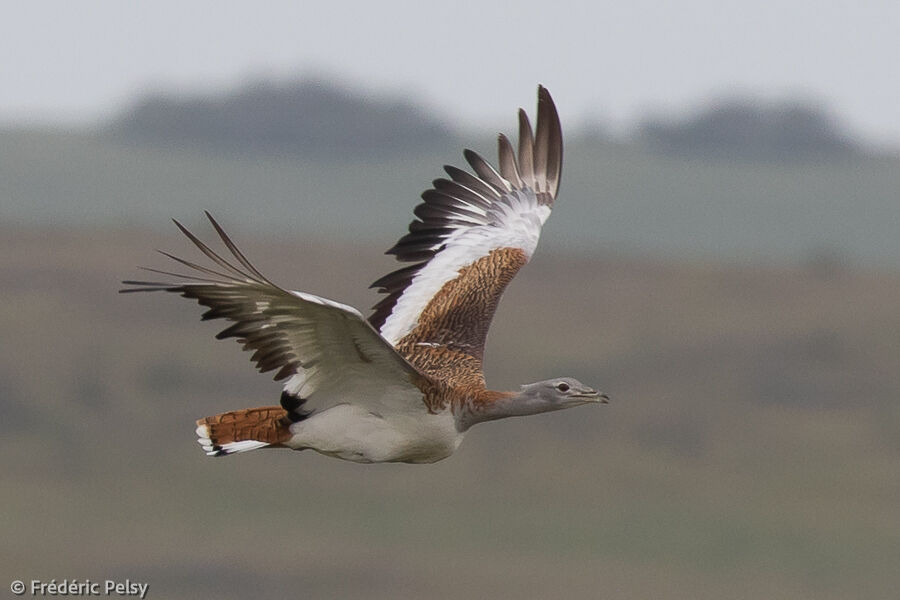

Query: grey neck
[458,389,557,431]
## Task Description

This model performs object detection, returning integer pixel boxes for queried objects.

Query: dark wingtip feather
[517,108,535,189]
[169,217,253,281]
[119,280,172,293]
[497,133,522,188]
[463,149,509,192]
[204,211,272,284]
[534,85,562,199]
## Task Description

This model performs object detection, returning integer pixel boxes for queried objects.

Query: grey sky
[2,0,898,144]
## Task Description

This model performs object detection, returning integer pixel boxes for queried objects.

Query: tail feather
[195,406,292,456]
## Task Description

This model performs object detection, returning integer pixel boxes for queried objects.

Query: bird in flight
[122,86,607,464]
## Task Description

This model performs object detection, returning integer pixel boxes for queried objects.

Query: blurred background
[1,1,898,598]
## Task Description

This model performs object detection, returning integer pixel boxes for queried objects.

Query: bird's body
[123,86,607,464]
[287,403,461,464]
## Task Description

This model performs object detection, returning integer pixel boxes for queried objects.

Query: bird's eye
[556,382,570,392]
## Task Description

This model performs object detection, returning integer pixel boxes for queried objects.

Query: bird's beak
[577,389,610,404]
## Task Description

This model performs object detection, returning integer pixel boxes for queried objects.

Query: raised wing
[370,86,562,386]
[121,212,433,419]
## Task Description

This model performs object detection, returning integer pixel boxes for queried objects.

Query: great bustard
[122,86,608,464]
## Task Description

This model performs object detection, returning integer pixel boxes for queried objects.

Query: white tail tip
[195,423,270,456]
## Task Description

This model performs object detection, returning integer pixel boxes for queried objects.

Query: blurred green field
[1,226,898,599]
[3,127,900,265]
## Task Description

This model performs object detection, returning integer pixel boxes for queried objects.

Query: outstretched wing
[370,85,562,387]
[122,213,434,419]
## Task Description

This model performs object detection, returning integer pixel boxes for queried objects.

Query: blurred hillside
[1,228,898,599]
[105,76,881,162]
[108,77,457,157]
[640,97,860,161]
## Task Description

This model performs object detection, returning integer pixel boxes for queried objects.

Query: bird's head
[519,377,609,412]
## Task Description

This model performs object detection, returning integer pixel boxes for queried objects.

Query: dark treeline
[110,76,868,162]
[639,97,860,161]
[109,77,456,157]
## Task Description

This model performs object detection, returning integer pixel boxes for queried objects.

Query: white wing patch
[379,189,550,345]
